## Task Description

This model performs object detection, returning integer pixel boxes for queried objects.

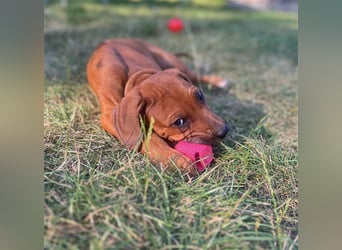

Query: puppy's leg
[141,133,198,177]
[95,88,123,139]
[100,106,117,137]
[89,68,127,139]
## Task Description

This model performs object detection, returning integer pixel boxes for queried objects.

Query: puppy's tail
[199,75,229,88]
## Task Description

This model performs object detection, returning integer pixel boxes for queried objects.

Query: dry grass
[44,2,297,249]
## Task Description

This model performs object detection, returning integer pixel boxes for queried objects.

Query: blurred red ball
[167,18,184,33]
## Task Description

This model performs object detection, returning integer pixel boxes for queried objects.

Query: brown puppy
[87,38,228,177]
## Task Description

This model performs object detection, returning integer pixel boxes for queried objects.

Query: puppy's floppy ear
[112,69,157,149]
[112,90,145,149]
[124,69,158,95]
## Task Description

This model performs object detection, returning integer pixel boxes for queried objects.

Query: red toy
[175,141,213,172]
[167,18,184,33]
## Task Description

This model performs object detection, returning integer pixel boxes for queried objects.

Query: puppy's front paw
[172,153,198,178]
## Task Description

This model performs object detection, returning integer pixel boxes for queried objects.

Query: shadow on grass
[203,87,272,157]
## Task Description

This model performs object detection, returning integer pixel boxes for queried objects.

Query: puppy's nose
[217,125,229,139]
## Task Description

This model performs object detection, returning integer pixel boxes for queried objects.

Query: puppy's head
[112,68,228,149]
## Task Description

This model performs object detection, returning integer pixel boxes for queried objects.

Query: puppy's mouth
[167,136,215,173]
[166,135,216,149]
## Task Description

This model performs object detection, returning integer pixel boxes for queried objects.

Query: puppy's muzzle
[217,124,229,139]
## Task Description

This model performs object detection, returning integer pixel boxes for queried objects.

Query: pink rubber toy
[175,141,214,172]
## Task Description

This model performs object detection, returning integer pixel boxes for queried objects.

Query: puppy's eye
[196,90,205,102]
[173,118,185,127]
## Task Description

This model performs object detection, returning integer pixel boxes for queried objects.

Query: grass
[44,2,298,249]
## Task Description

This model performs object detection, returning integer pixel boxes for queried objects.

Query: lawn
[44,1,298,249]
